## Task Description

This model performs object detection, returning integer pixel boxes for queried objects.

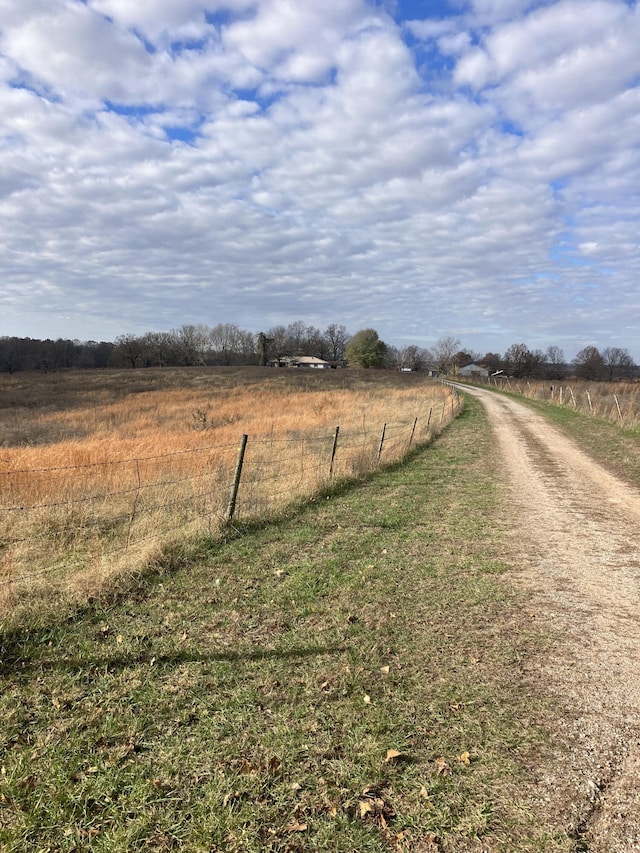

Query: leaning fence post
[225,434,248,523]
[329,425,340,478]
[377,423,387,462]
[408,417,418,449]
[614,395,623,424]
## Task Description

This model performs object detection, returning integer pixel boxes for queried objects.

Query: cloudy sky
[1,0,639,359]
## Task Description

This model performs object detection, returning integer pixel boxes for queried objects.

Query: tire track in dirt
[457,385,640,852]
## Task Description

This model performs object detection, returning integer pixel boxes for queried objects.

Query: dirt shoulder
[458,384,640,852]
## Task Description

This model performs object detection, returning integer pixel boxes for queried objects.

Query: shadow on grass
[1,642,347,675]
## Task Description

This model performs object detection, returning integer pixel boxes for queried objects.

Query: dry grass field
[0,367,456,621]
[483,375,640,429]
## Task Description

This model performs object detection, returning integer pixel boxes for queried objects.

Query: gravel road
[459,385,640,852]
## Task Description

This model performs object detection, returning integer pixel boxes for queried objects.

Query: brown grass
[0,367,456,620]
[483,376,640,428]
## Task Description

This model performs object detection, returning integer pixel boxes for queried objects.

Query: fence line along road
[0,395,461,605]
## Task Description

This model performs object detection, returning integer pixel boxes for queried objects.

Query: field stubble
[0,367,456,622]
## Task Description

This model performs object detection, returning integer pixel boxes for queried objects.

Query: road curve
[456,384,640,852]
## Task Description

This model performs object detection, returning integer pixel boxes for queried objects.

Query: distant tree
[432,336,460,374]
[345,328,387,368]
[265,325,289,357]
[453,350,475,368]
[529,349,546,377]
[503,343,534,378]
[601,346,635,381]
[545,345,566,379]
[390,344,431,371]
[238,329,257,364]
[209,323,243,365]
[480,352,502,373]
[256,332,271,366]
[323,323,350,362]
[114,333,144,368]
[573,346,605,380]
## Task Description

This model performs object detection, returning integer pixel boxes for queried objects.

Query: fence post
[225,434,248,523]
[408,417,418,449]
[329,425,340,478]
[377,423,387,462]
[586,391,593,413]
[614,395,623,424]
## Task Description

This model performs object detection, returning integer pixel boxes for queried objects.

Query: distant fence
[0,393,461,610]
[459,375,640,429]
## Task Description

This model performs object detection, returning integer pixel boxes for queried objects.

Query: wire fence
[463,374,640,428]
[0,393,461,611]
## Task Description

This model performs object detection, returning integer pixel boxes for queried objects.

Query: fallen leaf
[284,823,308,833]
[379,665,390,674]
[434,757,450,776]
[364,694,371,704]
[359,800,376,818]
[385,749,403,763]
[457,751,471,765]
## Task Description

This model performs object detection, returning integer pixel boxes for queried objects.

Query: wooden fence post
[329,425,340,478]
[225,434,248,523]
[377,423,387,462]
[614,395,623,424]
[408,417,418,449]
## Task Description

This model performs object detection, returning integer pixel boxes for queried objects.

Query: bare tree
[432,336,460,374]
[324,324,350,361]
[602,347,635,381]
[503,343,534,378]
[545,345,565,379]
[114,333,144,368]
[573,345,605,380]
[209,323,242,365]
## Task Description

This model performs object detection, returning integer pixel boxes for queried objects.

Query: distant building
[267,355,343,369]
[458,363,489,378]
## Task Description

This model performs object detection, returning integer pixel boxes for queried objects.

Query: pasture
[0,367,455,623]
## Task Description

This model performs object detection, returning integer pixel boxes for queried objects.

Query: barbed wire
[0,398,462,591]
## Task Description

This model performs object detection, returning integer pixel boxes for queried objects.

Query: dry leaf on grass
[434,757,450,776]
[385,748,403,763]
[284,823,308,832]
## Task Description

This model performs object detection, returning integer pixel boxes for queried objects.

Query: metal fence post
[225,434,248,523]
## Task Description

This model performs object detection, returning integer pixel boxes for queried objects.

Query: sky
[1,0,639,360]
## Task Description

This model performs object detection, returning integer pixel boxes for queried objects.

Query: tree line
[0,324,636,381]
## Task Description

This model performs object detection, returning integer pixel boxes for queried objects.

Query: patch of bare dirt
[460,385,640,852]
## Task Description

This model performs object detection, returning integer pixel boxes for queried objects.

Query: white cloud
[0,0,639,357]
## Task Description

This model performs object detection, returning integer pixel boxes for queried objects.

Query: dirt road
[458,385,640,852]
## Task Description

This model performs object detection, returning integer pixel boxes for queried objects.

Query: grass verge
[0,396,573,852]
